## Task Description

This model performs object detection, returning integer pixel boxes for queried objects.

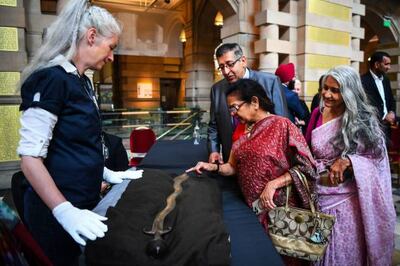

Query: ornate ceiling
[93,0,185,13]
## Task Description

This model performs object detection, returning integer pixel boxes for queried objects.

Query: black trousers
[24,189,96,266]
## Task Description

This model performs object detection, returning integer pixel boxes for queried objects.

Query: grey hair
[320,65,384,158]
[18,0,121,89]
[214,43,243,59]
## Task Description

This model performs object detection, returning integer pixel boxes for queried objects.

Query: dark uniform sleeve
[20,68,68,116]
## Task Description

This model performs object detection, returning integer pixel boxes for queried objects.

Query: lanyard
[80,76,108,161]
[81,77,101,118]
[67,61,108,161]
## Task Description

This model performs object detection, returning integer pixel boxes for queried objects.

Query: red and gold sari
[231,115,317,230]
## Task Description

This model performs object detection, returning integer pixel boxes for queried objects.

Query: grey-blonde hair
[19,0,121,89]
[320,65,384,158]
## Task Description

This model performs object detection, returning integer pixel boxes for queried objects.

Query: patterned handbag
[267,169,335,261]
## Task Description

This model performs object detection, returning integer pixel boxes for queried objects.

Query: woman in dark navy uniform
[16,1,142,265]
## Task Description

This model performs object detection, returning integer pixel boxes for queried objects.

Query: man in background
[275,63,309,131]
[208,43,289,163]
[361,51,397,141]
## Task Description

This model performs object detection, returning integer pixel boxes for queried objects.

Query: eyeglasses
[228,101,246,114]
[217,57,242,72]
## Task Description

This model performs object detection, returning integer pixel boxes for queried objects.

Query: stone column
[292,0,364,104]
[25,0,56,61]
[350,0,365,71]
[220,1,259,69]
[258,0,279,73]
[182,25,198,109]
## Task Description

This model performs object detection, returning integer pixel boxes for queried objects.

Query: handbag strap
[285,168,316,214]
[294,168,312,197]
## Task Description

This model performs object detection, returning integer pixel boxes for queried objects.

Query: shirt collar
[370,69,383,81]
[51,55,80,77]
[243,68,250,79]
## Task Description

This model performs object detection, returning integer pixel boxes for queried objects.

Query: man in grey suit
[208,43,289,163]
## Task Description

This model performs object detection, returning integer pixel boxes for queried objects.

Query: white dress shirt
[243,68,250,79]
[370,69,388,119]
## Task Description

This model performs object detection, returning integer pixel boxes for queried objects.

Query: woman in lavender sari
[305,65,395,265]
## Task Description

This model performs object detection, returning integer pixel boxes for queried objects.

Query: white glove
[103,167,143,184]
[52,201,108,246]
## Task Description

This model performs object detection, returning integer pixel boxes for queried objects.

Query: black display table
[140,139,283,266]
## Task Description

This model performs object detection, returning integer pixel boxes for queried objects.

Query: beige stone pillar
[25,0,55,60]
[350,0,365,71]
[292,0,365,105]
[257,0,279,73]
[219,1,259,69]
[184,31,215,112]
[183,25,203,110]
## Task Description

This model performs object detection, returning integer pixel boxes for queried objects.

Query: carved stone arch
[209,0,238,18]
[192,0,237,52]
[164,15,185,57]
[164,14,185,39]
[360,0,400,113]
[363,7,399,45]
[183,0,238,110]
[360,0,400,72]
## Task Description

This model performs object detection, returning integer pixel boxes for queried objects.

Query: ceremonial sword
[143,173,190,258]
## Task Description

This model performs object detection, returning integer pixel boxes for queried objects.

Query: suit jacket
[361,71,395,120]
[207,69,289,162]
[283,84,309,123]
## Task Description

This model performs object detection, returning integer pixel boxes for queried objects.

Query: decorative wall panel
[307,26,350,46]
[308,0,350,21]
[0,27,18,51]
[0,72,19,95]
[0,0,16,7]
[306,54,349,69]
[0,105,20,162]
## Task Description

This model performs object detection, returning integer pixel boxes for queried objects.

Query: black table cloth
[140,140,283,266]
[86,169,230,266]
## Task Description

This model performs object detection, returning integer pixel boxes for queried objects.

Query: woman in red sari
[187,79,317,263]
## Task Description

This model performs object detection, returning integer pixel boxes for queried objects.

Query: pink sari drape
[311,113,395,266]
